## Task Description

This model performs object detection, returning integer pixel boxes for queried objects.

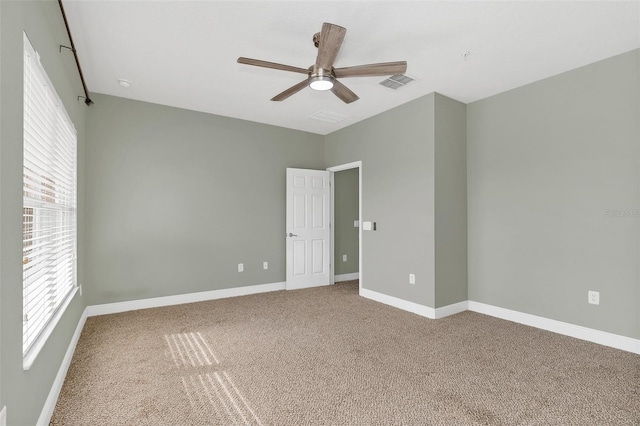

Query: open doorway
[333,169,359,281]
[328,161,362,293]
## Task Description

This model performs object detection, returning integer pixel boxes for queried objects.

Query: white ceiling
[63,1,640,135]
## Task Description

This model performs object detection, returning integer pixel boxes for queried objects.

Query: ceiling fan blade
[271,79,309,101]
[334,61,407,78]
[238,57,309,74]
[331,80,359,104]
[316,23,346,70]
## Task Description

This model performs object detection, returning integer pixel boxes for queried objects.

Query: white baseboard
[434,300,468,319]
[335,273,360,282]
[468,301,640,355]
[86,282,286,317]
[37,308,88,426]
[360,288,436,319]
[357,290,640,354]
[359,289,468,320]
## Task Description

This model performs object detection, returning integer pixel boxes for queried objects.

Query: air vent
[308,109,350,124]
[379,74,415,90]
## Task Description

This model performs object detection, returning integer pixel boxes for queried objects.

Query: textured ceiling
[63,1,640,135]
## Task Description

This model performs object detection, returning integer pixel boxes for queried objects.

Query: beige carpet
[51,281,640,425]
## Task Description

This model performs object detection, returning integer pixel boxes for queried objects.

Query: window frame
[22,32,79,370]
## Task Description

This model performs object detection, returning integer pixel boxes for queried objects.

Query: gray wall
[434,94,468,308]
[0,1,88,424]
[334,168,359,276]
[2,5,638,421]
[467,49,640,339]
[85,94,325,305]
[325,95,436,307]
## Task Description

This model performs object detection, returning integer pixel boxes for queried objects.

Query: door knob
[288,233,298,237]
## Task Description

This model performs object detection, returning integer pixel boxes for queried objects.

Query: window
[22,33,78,364]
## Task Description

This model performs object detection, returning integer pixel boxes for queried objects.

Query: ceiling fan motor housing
[309,65,335,91]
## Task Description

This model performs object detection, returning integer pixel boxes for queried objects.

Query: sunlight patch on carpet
[167,332,262,424]
[164,332,219,368]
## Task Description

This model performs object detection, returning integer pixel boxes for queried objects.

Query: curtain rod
[58,0,93,106]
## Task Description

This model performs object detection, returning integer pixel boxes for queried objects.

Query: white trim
[87,282,285,317]
[354,292,639,354]
[24,287,79,370]
[327,161,362,173]
[434,300,468,319]
[1,406,6,426]
[330,172,335,285]
[359,288,468,320]
[468,301,640,355]
[335,272,360,282]
[360,288,435,319]
[37,307,88,426]
[358,165,362,294]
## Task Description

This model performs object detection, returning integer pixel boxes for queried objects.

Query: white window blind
[23,33,78,358]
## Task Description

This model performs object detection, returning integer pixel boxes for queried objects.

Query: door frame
[327,161,362,293]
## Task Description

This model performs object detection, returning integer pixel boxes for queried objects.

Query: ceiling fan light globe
[309,75,334,91]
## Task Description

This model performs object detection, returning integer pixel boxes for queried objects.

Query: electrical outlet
[238,263,244,272]
[263,261,268,270]
[342,254,347,262]
[409,274,415,285]
[354,220,359,228]
[79,285,83,296]
[588,290,599,305]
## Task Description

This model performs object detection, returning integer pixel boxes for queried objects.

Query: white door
[286,168,331,290]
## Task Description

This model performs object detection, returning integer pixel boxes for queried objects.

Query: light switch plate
[238,263,244,272]
[362,221,372,231]
[342,254,347,262]
[354,220,359,228]
[263,261,268,270]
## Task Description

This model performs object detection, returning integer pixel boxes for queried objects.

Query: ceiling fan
[237,22,407,104]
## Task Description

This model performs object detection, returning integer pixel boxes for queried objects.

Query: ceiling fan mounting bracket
[313,32,321,48]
